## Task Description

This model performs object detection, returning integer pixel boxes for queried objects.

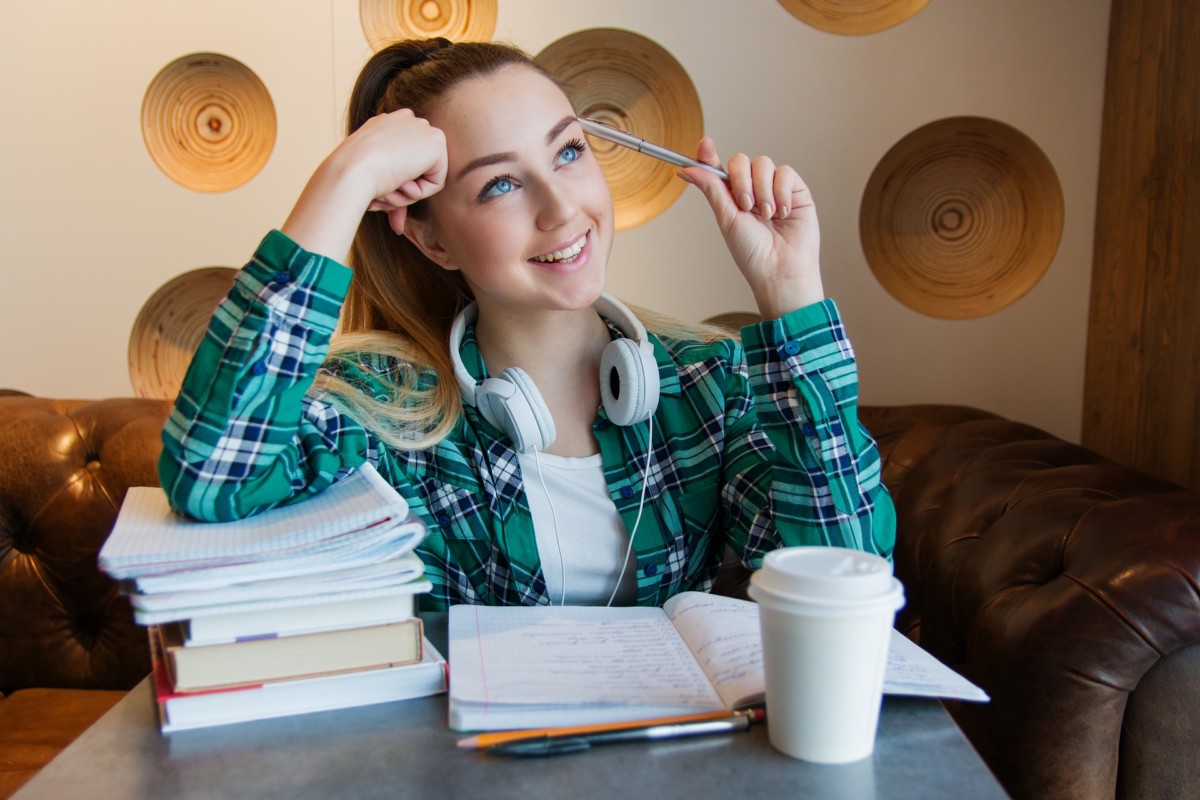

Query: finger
[402,175,444,202]
[695,137,723,169]
[386,207,408,235]
[773,167,794,220]
[369,190,409,211]
[725,152,754,213]
[773,165,808,220]
[678,165,738,223]
[371,175,441,213]
[372,185,417,206]
[750,156,777,219]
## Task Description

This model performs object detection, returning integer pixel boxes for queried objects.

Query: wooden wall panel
[1083,0,1200,491]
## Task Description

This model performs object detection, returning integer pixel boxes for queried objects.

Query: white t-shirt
[517,450,639,606]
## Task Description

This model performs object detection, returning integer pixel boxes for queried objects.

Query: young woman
[159,38,895,610]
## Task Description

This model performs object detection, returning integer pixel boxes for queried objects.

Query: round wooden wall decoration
[141,53,276,193]
[859,116,1064,320]
[128,267,238,400]
[537,28,705,231]
[359,0,497,50]
[777,0,930,35]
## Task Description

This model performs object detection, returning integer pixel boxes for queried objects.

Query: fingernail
[761,203,775,219]
[778,206,790,219]
[739,193,754,212]
[677,171,694,185]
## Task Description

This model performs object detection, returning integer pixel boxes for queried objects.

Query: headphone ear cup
[599,338,659,426]
[475,367,556,454]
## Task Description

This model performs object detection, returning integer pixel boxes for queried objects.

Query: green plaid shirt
[160,230,895,610]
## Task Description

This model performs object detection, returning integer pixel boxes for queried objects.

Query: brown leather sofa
[1,393,1197,799]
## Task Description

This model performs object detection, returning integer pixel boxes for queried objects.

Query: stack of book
[99,464,446,732]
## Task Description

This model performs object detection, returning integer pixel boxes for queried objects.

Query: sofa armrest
[861,404,1200,800]
[0,396,171,693]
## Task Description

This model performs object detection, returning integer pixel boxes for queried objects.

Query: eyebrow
[455,115,578,180]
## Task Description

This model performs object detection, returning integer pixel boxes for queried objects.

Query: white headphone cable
[607,413,654,607]
[532,447,568,606]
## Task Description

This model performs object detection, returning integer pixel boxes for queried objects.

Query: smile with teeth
[531,233,587,263]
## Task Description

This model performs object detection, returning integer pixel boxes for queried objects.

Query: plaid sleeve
[726,299,895,560]
[158,229,370,521]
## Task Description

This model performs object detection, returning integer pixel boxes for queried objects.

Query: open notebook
[448,592,988,731]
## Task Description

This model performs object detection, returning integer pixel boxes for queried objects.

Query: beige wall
[0,0,1110,443]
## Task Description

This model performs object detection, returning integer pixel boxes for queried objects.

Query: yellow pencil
[456,708,763,750]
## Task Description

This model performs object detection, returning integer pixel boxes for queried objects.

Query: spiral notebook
[99,464,413,578]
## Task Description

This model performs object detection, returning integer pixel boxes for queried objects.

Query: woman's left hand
[679,138,824,318]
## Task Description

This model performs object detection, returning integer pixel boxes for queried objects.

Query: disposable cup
[747,547,904,763]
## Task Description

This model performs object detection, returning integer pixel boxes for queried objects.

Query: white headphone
[449,293,660,453]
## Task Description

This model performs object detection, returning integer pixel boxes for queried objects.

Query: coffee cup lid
[751,547,901,606]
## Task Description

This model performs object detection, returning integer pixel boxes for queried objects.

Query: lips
[531,232,588,264]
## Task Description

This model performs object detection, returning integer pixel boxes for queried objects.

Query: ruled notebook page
[448,605,724,710]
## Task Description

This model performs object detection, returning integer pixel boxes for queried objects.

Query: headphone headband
[449,301,483,405]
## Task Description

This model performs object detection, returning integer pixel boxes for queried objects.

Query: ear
[403,217,457,271]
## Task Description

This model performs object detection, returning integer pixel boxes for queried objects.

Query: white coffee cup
[747,546,904,763]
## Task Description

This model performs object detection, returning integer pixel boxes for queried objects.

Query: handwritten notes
[882,630,989,700]
[451,606,723,709]
[664,593,765,709]
[447,592,988,731]
[664,592,989,705]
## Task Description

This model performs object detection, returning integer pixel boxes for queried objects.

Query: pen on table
[456,708,754,750]
[577,117,730,181]
[466,708,765,758]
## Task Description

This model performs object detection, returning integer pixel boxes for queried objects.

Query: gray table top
[15,615,1008,800]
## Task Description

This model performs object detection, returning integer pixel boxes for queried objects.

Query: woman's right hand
[281,109,448,262]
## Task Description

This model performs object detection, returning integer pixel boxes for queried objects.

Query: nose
[534,178,578,231]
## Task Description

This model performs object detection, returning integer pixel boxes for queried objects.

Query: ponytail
[347,38,452,134]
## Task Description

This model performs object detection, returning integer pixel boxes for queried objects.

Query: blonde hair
[629,305,739,346]
[313,39,736,451]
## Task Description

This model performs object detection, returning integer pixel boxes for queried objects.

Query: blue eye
[480,175,516,200]
[557,138,588,166]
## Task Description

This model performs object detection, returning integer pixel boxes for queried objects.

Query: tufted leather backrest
[0,396,170,693]
[860,404,1200,800]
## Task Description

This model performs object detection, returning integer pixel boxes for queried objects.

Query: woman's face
[415,64,614,317]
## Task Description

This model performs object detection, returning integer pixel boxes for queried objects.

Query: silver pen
[484,707,763,757]
[577,117,729,181]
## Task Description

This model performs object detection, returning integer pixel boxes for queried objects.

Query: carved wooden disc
[141,53,275,193]
[860,116,1064,319]
[359,0,497,50]
[777,0,930,35]
[538,28,704,231]
[128,267,238,400]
